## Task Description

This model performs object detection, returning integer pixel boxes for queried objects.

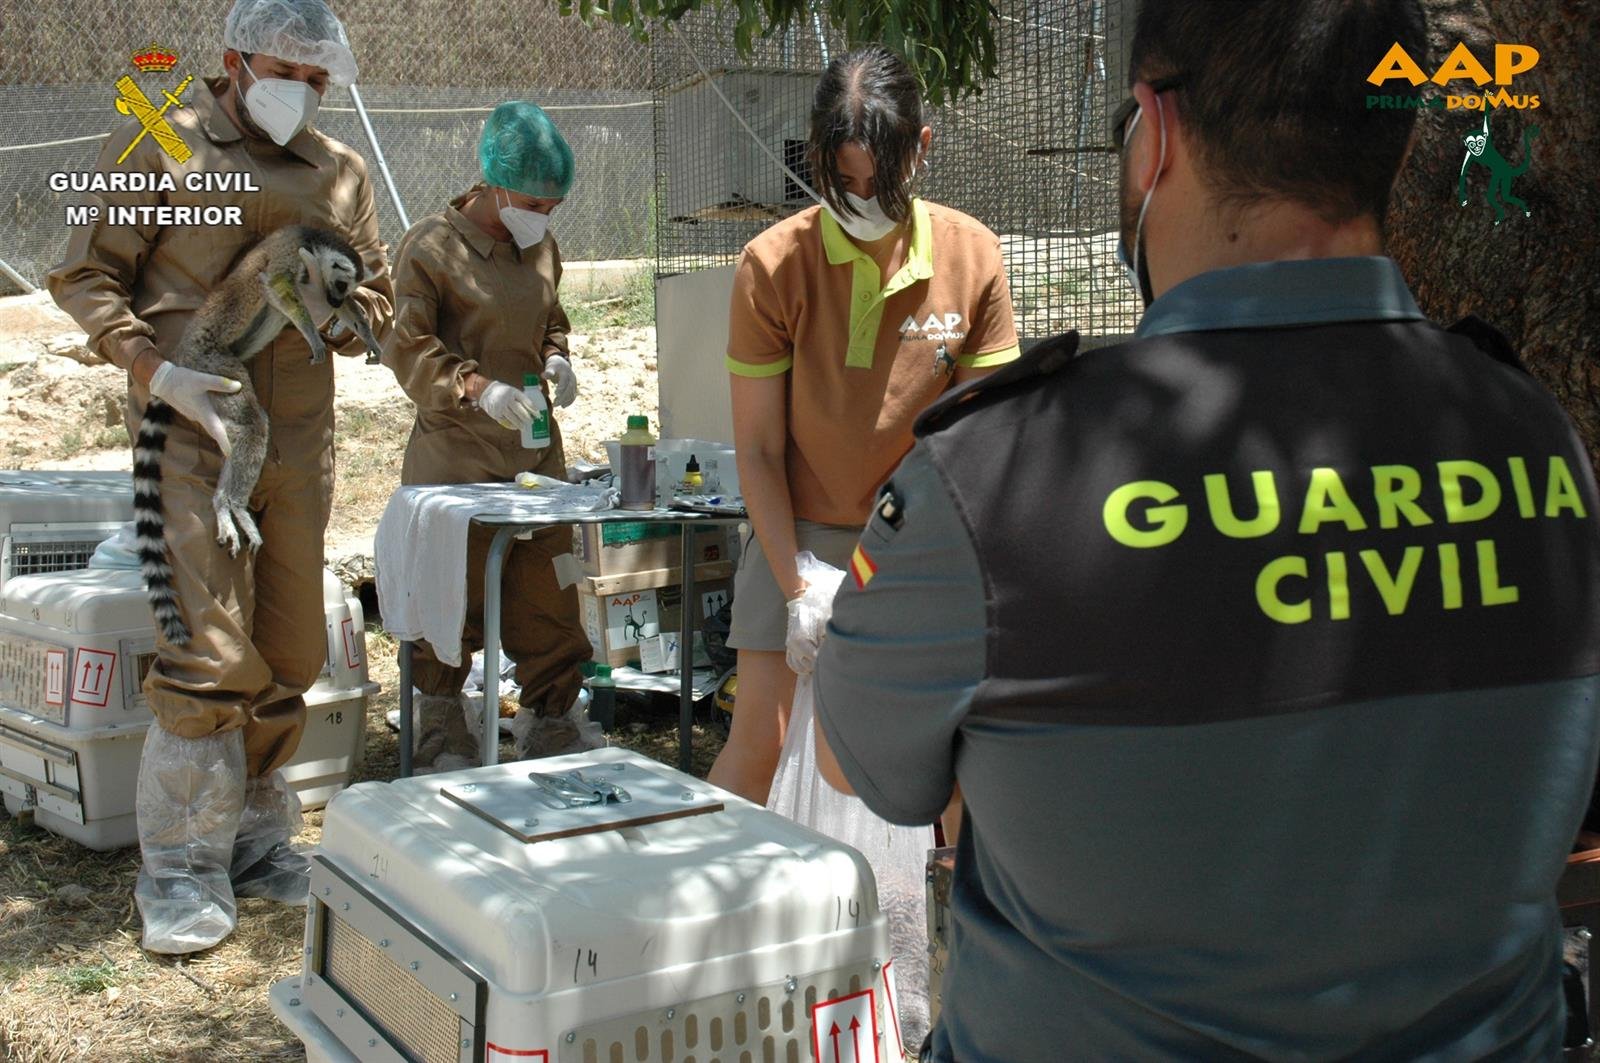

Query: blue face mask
[1116,97,1166,309]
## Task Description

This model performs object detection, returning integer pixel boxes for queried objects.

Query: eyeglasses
[1111,76,1185,152]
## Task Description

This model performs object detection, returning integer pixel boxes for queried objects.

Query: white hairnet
[223,0,359,86]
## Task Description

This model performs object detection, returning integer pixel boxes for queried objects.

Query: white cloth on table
[374,481,615,667]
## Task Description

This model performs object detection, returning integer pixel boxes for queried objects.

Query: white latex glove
[785,593,822,676]
[479,380,539,430]
[148,360,243,456]
[541,354,578,408]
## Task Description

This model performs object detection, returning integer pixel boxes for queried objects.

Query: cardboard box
[578,561,734,670]
[571,522,733,579]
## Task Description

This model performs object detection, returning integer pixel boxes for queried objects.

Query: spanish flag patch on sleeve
[850,543,877,589]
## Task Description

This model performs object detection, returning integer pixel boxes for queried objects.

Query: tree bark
[1386,0,1600,473]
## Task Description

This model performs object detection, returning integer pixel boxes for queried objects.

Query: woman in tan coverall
[47,0,392,954]
[383,101,594,770]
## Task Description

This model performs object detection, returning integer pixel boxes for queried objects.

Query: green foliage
[561,0,999,104]
[50,960,119,995]
[567,267,657,332]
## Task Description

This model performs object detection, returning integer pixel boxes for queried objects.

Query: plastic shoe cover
[414,692,479,769]
[511,694,604,759]
[232,772,310,904]
[134,726,247,954]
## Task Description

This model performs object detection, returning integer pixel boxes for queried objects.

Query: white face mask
[825,191,898,243]
[1115,95,1166,308]
[497,189,550,249]
[238,61,319,146]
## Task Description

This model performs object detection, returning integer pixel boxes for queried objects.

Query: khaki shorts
[727,520,864,652]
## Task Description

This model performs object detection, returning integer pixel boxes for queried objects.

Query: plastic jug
[618,415,656,510]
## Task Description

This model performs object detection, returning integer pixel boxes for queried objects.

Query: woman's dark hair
[808,45,925,224]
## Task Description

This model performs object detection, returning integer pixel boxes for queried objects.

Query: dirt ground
[0,290,662,562]
[0,291,726,1062]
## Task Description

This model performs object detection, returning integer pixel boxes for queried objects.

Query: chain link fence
[653,0,1139,343]
[0,0,655,294]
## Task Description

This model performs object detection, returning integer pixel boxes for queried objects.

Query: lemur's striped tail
[133,399,190,645]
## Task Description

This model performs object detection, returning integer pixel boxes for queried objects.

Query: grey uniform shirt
[813,257,1600,1062]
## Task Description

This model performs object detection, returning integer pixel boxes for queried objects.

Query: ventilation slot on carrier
[325,912,463,1063]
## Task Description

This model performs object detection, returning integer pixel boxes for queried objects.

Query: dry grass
[0,627,725,1062]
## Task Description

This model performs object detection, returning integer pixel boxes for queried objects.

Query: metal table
[397,504,745,777]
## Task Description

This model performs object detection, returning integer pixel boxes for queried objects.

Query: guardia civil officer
[48,0,394,953]
[383,102,595,770]
[709,45,1020,810]
[813,1,1600,1058]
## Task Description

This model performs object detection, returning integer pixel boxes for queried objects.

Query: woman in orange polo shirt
[711,45,1021,806]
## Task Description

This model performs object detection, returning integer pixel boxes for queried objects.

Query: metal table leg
[398,640,413,778]
[679,525,694,773]
[481,526,518,766]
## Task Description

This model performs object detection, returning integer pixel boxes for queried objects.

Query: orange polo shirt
[726,198,1020,525]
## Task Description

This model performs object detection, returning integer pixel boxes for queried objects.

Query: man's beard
[233,75,271,141]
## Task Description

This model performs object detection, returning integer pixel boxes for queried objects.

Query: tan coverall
[48,77,394,777]
[383,185,591,720]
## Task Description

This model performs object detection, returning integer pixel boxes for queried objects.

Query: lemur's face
[310,246,361,307]
[1465,134,1487,157]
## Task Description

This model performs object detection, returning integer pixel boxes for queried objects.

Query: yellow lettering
[1103,480,1188,548]
[1432,41,1494,86]
[1327,551,1351,620]
[1506,457,1536,517]
[1257,556,1312,624]
[1299,468,1368,533]
[1438,460,1501,522]
[1494,43,1539,84]
[1545,455,1588,518]
[1203,471,1280,538]
[1477,539,1519,605]
[1372,465,1432,529]
[1361,546,1424,616]
[1368,41,1428,86]
[1439,542,1463,609]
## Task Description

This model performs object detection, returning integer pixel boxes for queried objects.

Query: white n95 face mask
[826,191,898,243]
[239,62,319,146]
[497,189,550,249]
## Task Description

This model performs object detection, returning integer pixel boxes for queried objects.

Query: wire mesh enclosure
[0,0,655,292]
[652,0,1138,343]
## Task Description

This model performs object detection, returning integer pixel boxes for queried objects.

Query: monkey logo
[1457,109,1540,226]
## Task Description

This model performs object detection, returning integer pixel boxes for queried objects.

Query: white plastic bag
[769,552,933,1055]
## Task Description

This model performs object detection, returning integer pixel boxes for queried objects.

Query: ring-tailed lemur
[135,225,382,645]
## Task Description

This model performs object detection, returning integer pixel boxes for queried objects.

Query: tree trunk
[1386,0,1600,474]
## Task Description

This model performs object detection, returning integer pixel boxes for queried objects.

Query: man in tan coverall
[47,0,392,953]
[384,101,593,770]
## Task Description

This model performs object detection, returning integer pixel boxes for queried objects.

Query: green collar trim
[820,199,934,369]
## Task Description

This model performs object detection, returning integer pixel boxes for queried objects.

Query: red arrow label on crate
[812,988,879,1063]
[70,648,116,708]
[44,649,66,708]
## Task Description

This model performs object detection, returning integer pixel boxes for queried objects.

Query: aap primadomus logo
[1367,41,1542,226]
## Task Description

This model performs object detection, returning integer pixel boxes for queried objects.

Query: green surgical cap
[478,102,574,199]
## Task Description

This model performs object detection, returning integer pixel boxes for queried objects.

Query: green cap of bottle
[524,372,539,387]
[595,664,613,678]
[626,415,648,430]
